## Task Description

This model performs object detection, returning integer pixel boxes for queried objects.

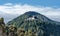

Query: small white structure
[26,16,35,21]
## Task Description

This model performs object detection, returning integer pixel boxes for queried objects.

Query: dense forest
[0,11,60,36]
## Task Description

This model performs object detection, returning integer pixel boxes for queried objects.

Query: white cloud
[0,3,60,23]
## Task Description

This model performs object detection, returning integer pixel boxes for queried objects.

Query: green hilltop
[7,11,60,36]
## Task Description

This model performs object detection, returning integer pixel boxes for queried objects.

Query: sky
[0,0,60,23]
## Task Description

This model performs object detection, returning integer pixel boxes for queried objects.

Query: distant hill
[7,11,60,36]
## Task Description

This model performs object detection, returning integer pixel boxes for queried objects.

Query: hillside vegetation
[0,11,60,36]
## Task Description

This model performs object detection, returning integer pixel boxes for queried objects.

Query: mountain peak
[7,11,60,36]
[24,11,40,15]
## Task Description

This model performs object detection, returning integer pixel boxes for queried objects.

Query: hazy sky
[0,0,60,23]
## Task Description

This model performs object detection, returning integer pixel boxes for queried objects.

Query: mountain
[7,11,60,36]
